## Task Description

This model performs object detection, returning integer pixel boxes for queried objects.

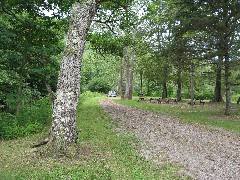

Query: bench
[200,99,205,106]
[138,93,145,102]
[149,98,162,104]
[188,99,196,105]
[170,98,177,104]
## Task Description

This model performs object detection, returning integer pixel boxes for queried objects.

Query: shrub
[86,78,111,94]
[0,97,52,140]
[232,94,240,103]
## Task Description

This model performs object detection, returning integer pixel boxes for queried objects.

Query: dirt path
[99,99,240,180]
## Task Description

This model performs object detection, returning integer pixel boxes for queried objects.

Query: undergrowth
[0,97,52,140]
[0,92,186,179]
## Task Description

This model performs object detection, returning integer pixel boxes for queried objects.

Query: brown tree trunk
[162,82,168,99]
[129,47,135,99]
[124,46,130,99]
[51,1,98,145]
[176,60,182,101]
[117,57,123,99]
[224,53,231,115]
[139,70,143,94]
[16,75,23,116]
[213,55,223,102]
[190,60,195,106]
[147,78,150,95]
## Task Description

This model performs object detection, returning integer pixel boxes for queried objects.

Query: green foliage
[232,94,240,103]
[0,7,64,115]
[0,97,52,140]
[86,78,111,94]
[81,46,119,93]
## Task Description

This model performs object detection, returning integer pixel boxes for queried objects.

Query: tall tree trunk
[45,82,54,109]
[162,68,168,98]
[129,47,135,99]
[124,46,130,99]
[51,1,98,144]
[224,53,231,115]
[117,57,123,99]
[147,78,150,95]
[139,70,143,94]
[162,82,167,98]
[213,56,223,102]
[190,60,195,106]
[16,75,23,116]
[176,60,182,101]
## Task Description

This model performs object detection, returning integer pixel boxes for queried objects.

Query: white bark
[51,1,98,144]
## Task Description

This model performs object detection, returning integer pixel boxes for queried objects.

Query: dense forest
[0,0,240,140]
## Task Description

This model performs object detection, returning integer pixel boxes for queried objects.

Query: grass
[117,97,240,134]
[0,94,185,179]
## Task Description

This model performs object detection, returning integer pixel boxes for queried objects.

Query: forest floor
[100,98,240,180]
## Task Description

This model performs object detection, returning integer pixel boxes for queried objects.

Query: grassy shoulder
[117,98,240,134]
[0,92,184,179]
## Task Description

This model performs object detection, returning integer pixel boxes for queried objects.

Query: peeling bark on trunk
[51,1,98,144]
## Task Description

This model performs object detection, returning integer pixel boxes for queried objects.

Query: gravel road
[99,99,240,180]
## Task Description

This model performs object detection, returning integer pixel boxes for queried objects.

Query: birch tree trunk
[51,1,98,145]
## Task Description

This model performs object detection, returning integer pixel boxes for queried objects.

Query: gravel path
[99,99,240,180]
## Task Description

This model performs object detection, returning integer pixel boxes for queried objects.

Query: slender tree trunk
[51,1,98,144]
[224,53,231,115]
[161,68,168,98]
[147,78,150,95]
[16,75,23,116]
[124,46,130,99]
[45,82,54,109]
[162,82,167,98]
[129,47,135,99]
[176,60,182,101]
[117,57,123,99]
[213,56,223,102]
[139,70,143,94]
[190,60,194,106]
[213,55,223,102]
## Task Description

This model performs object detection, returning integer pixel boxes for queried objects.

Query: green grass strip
[0,94,186,179]
[117,99,240,134]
